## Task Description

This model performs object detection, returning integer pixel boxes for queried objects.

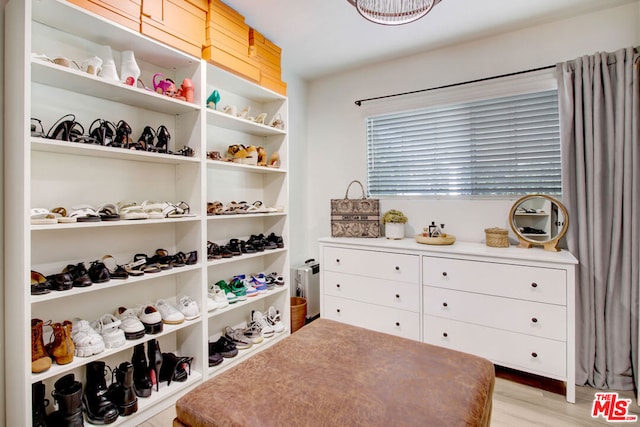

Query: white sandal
[141,200,165,219]
[117,201,149,220]
[30,208,58,225]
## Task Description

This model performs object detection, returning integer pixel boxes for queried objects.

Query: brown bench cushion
[175,318,494,427]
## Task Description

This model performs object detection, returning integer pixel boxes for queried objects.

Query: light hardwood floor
[139,378,639,426]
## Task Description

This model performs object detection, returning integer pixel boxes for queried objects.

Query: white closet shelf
[207,248,287,266]
[206,213,286,221]
[32,61,200,115]
[31,215,201,231]
[32,0,199,70]
[31,264,202,304]
[31,320,200,383]
[207,332,288,377]
[32,138,200,165]
[207,65,286,103]
[206,286,288,320]
[205,109,286,136]
[206,160,286,174]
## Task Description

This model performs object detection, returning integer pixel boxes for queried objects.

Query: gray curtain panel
[556,47,639,390]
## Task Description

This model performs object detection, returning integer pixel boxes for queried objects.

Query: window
[366,89,561,197]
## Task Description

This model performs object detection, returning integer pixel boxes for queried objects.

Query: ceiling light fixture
[347,0,441,26]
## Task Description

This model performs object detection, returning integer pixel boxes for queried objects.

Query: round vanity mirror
[509,194,569,252]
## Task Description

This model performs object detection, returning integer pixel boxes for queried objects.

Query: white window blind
[366,89,561,196]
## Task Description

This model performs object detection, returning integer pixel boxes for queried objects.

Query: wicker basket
[290,297,307,333]
[484,227,510,248]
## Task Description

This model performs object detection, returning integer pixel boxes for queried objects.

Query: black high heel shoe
[88,118,116,146]
[147,339,163,392]
[131,343,152,398]
[113,120,132,148]
[135,125,156,151]
[155,125,171,154]
[159,353,182,386]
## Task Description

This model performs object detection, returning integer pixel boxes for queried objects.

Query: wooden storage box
[67,0,141,31]
[203,45,260,82]
[141,0,207,58]
[260,73,287,96]
[206,20,250,57]
[208,0,246,26]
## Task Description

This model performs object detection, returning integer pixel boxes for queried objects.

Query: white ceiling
[224,0,636,80]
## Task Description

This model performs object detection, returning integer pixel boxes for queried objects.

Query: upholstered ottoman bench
[174,318,494,427]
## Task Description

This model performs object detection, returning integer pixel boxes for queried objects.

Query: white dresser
[319,237,578,403]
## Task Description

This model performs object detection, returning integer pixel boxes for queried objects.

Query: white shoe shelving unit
[4,0,289,425]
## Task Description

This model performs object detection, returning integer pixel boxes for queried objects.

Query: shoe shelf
[83,370,203,427]
[207,286,288,320]
[32,0,199,71]
[207,248,287,267]
[205,109,286,137]
[206,159,287,174]
[31,320,200,384]
[31,60,200,116]
[32,138,201,165]
[207,332,289,378]
[31,216,201,232]
[207,212,287,221]
[31,264,201,304]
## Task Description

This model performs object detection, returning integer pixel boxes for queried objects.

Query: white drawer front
[324,246,419,283]
[324,271,420,312]
[324,295,420,340]
[423,315,567,379]
[423,257,566,305]
[423,287,566,341]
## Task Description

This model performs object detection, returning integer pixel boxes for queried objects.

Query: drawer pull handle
[442,302,448,307]
[443,332,448,337]
[336,259,340,263]
[531,352,538,358]
[442,272,447,277]
[531,317,538,323]
[395,294,400,299]
[395,322,400,327]
[531,282,538,288]
[336,284,340,288]
[395,266,400,271]
[336,309,341,313]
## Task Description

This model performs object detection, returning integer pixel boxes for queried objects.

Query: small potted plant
[381,209,408,240]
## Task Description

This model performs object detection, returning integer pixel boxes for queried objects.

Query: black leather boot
[47,374,84,427]
[32,381,49,427]
[147,339,163,392]
[131,343,153,397]
[83,361,119,425]
[108,362,138,416]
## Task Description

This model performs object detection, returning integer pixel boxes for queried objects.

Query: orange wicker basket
[290,297,307,333]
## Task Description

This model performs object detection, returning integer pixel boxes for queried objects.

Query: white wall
[298,1,640,261]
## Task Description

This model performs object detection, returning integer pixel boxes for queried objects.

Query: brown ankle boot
[46,320,75,365]
[31,319,52,373]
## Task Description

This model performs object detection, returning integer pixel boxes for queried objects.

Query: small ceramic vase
[385,223,405,240]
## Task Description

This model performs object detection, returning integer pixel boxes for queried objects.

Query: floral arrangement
[381,209,408,224]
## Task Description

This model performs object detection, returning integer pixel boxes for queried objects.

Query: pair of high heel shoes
[129,125,172,153]
[134,339,192,394]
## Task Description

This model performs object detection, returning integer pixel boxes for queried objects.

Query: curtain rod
[354,64,555,106]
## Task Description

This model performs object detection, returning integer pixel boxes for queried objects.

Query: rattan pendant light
[347,0,441,25]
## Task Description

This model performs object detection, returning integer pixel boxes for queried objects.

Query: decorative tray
[415,234,456,245]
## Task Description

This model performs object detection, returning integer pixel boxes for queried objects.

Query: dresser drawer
[423,287,566,341]
[324,247,419,283]
[423,315,566,379]
[423,257,566,305]
[324,271,420,312]
[324,295,420,340]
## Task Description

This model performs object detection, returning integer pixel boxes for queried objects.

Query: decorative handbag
[331,180,380,238]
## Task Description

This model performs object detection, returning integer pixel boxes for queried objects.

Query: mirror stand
[509,194,568,252]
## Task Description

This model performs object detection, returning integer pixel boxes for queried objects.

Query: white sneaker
[155,299,185,324]
[90,314,125,349]
[208,283,229,309]
[267,306,285,333]
[71,319,105,357]
[251,310,275,338]
[178,296,200,320]
[115,307,146,339]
